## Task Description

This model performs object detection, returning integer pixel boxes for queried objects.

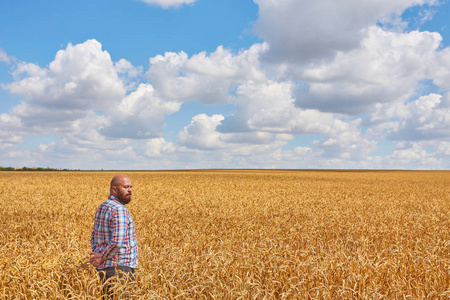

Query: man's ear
[111,185,117,195]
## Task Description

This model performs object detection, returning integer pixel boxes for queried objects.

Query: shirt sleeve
[90,207,102,252]
[90,227,95,251]
[101,207,127,259]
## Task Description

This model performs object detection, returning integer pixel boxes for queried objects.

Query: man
[90,174,138,299]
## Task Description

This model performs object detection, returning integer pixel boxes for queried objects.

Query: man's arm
[89,209,104,267]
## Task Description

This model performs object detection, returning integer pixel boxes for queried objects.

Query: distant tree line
[0,166,74,171]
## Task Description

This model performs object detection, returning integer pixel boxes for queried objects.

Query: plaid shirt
[91,195,138,269]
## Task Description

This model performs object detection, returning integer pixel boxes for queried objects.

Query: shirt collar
[108,194,127,205]
[108,194,120,202]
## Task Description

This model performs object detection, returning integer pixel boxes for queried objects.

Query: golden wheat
[1,170,449,299]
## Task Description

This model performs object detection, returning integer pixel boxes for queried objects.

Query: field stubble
[0,170,449,299]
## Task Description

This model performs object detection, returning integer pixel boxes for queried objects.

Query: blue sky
[0,0,449,170]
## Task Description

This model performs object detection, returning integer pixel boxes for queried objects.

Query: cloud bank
[0,0,449,170]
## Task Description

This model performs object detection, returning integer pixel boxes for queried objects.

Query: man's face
[114,177,132,204]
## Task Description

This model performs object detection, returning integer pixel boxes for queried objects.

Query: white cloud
[387,142,441,168]
[312,131,378,161]
[139,138,176,157]
[0,113,24,144]
[137,0,196,9]
[220,80,360,138]
[294,146,312,156]
[184,44,267,80]
[4,40,125,128]
[11,62,47,79]
[253,0,439,63]
[434,141,450,157]
[366,93,450,142]
[383,93,450,141]
[178,114,225,149]
[100,83,180,139]
[115,58,141,77]
[61,112,116,150]
[147,44,267,104]
[0,49,12,64]
[432,48,450,91]
[219,80,294,133]
[38,142,55,152]
[0,113,21,128]
[115,58,143,91]
[294,27,442,114]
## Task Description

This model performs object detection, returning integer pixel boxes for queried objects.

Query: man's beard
[117,192,132,204]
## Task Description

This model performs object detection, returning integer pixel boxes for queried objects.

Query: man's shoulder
[98,199,121,210]
[100,199,128,213]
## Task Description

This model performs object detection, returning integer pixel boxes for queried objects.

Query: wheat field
[1,170,449,299]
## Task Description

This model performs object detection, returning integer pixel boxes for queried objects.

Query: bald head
[110,174,132,204]
[110,174,129,190]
